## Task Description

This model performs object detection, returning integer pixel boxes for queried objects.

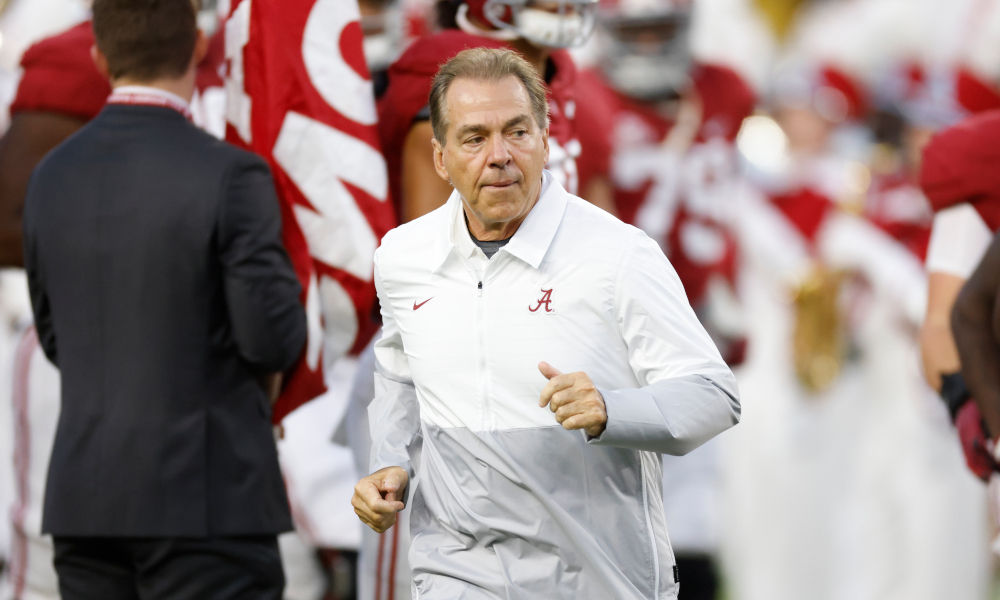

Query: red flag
[224,0,396,422]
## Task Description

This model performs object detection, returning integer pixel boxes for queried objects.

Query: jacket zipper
[477,279,493,430]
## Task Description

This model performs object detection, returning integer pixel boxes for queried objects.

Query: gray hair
[428,47,550,144]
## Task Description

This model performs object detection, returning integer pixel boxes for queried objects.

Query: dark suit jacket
[23,104,306,537]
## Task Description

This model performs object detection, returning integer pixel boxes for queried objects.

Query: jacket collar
[431,170,568,272]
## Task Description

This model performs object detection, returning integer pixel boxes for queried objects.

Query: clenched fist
[352,466,408,533]
[538,362,607,438]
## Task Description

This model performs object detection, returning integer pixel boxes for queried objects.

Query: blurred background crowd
[0,0,998,599]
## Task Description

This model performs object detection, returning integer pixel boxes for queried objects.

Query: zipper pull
[478,281,483,296]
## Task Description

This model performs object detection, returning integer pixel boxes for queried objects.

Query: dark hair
[429,48,550,143]
[435,0,461,30]
[92,0,200,82]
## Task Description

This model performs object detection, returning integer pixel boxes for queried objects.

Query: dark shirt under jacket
[23,104,306,538]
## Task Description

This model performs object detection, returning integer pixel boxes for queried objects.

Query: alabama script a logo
[529,288,555,313]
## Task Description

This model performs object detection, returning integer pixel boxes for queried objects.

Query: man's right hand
[352,466,409,533]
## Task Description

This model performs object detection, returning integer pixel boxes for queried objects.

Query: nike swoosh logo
[413,298,433,310]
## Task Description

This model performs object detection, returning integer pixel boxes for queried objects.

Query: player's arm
[0,111,88,267]
[920,205,994,391]
[952,232,1000,436]
[920,273,965,392]
[572,82,618,216]
[580,174,617,216]
[400,121,454,223]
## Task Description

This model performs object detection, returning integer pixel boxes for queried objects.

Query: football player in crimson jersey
[919,110,1000,398]
[378,0,616,223]
[919,111,1000,485]
[575,0,754,366]
[938,117,1000,561]
[571,2,754,596]
[359,0,428,99]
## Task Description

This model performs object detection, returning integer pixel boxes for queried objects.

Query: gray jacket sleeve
[588,233,741,455]
[218,154,307,373]
[369,258,421,480]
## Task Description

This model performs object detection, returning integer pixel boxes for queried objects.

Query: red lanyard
[106,91,193,120]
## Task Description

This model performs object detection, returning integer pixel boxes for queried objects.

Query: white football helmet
[359,0,407,73]
[597,0,692,100]
[456,0,599,49]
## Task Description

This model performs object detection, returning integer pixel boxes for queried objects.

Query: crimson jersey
[920,109,1000,232]
[10,22,111,121]
[575,64,755,305]
[377,29,581,217]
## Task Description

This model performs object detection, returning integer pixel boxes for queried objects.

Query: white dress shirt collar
[435,170,567,272]
[111,85,191,109]
[108,85,192,116]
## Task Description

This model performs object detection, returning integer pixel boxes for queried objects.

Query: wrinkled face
[433,76,549,234]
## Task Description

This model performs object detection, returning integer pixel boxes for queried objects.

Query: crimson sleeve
[574,71,615,195]
[920,110,1000,231]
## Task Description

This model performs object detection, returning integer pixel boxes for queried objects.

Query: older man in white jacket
[351,47,740,600]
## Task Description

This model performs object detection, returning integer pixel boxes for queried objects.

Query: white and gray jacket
[370,172,740,599]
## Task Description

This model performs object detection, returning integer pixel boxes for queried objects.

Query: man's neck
[112,74,196,104]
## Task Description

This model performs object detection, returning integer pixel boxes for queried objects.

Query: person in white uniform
[351,47,740,599]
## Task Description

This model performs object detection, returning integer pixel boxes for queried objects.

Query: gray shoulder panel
[590,374,740,456]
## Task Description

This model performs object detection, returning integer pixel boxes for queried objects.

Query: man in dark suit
[21,1,308,598]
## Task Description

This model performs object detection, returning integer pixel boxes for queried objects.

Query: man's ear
[91,45,111,81]
[432,137,450,182]
[193,30,209,67]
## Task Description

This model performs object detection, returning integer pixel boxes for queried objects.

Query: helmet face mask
[483,0,599,48]
[361,9,404,72]
[598,9,692,100]
[359,0,406,73]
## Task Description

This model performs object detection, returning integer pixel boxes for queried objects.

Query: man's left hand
[539,362,607,438]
